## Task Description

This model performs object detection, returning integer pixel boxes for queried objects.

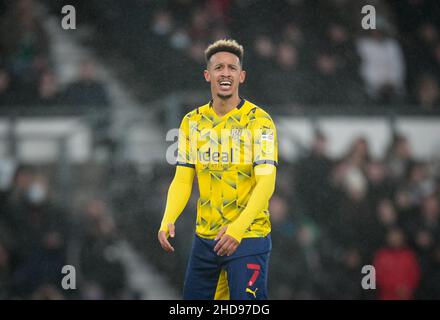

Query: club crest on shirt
[231,128,243,140]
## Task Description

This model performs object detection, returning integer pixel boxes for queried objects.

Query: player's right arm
[158,113,196,252]
[158,165,195,252]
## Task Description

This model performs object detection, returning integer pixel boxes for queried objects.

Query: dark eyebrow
[212,62,239,69]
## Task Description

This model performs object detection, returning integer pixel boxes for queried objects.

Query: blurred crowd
[56,0,440,113]
[112,131,440,300]
[1,0,440,300]
[2,0,439,112]
[0,0,109,109]
[269,133,440,299]
[2,133,439,299]
[147,0,440,111]
[0,162,130,299]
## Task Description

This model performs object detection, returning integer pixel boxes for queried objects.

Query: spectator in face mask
[26,177,48,206]
[17,175,64,252]
[9,173,69,298]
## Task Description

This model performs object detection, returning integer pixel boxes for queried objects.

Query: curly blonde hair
[204,39,244,66]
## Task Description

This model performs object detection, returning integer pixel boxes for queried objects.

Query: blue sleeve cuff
[253,160,278,167]
[176,161,195,168]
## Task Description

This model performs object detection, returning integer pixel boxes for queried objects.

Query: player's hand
[158,223,175,253]
[214,226,239,257]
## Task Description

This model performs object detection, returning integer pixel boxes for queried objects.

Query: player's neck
[211,95,241,117]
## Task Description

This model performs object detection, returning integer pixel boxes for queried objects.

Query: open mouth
[219,80,232,90]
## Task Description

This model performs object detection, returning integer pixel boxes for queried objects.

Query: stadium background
[0,0,440,299]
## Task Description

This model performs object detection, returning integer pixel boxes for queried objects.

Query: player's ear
[239,70,246,84]
[204,69,210,82]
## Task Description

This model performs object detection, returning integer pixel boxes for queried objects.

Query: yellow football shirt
[176,99,278,239]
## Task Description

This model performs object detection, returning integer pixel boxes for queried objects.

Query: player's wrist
[225,226,243,243]
[159,222,169,234]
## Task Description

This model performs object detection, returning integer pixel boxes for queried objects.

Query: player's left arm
[214,114,277,256]
[214,165,276,256]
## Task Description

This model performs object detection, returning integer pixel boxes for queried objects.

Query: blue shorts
[183,234,271,300]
